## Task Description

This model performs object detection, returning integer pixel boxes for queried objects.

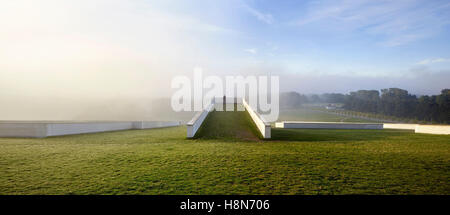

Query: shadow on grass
[271,128,413,142]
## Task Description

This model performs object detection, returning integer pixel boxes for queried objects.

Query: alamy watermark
[171,67,279,122]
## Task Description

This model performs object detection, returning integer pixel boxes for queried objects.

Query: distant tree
[379,88,417,118]
[344,90,380,113]
[416,95,434,121]
[436,89,450,123]
[283,88,449,124]
[280,92,308,109]
[308,94,321,103]
[321,93,346,103]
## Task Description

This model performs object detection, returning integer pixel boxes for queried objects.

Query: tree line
[280,88,450,124]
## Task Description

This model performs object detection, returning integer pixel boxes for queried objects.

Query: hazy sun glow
[1,0,449,120]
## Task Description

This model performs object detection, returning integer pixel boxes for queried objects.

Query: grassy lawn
[0,111,449,194]
[279,109,375,122]
[195,109,261,140]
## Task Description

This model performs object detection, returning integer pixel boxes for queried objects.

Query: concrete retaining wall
[275,121,449,135]
[383,123,417,130]
[275,121,383,129]
[46,122,134,137]
[243,99,271,139]
[275,122,284,128]
[0,122,48,138]
[187,101,215,138]
[133,121,181,129]
[415,125,450,135]
[0,121,180,138]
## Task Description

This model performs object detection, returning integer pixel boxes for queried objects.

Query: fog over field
[1,0,449,120]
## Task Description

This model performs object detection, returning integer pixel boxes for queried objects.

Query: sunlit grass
[0,124,449,194]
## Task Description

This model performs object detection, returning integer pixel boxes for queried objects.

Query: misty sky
[1,0,450,109]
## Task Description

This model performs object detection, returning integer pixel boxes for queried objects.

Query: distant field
[1,118,449,194]
[278,109,375,122]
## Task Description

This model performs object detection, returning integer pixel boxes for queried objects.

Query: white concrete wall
[276,121,450,135]
[383,123,417,130]
[0,122,48,138]
[0,121,180,138]
[186,101,215,138]
[46,122,134,137]
[277,121,383,129]
[275,122,284,128]
[242,99,271,139]
[415,125,450,135]
[133,121,180,129]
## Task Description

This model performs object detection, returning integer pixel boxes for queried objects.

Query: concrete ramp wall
[0,121,180,138]
[242,99,271,139]
[187,101,215,138]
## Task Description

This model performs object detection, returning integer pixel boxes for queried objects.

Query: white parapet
[186,100,215,138]
[275,122,284,128]
[242,99,271,139]
[132,121,180,129]
[46,122,134,137]
[0,122,48,138]
[46,121,181,136]
[276,121,383,129]
[276,121,449,135]
[0,121,180,138]
[415,125,450,135]
[383,123,418,130]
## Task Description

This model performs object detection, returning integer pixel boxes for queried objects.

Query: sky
[0,0,450,119]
